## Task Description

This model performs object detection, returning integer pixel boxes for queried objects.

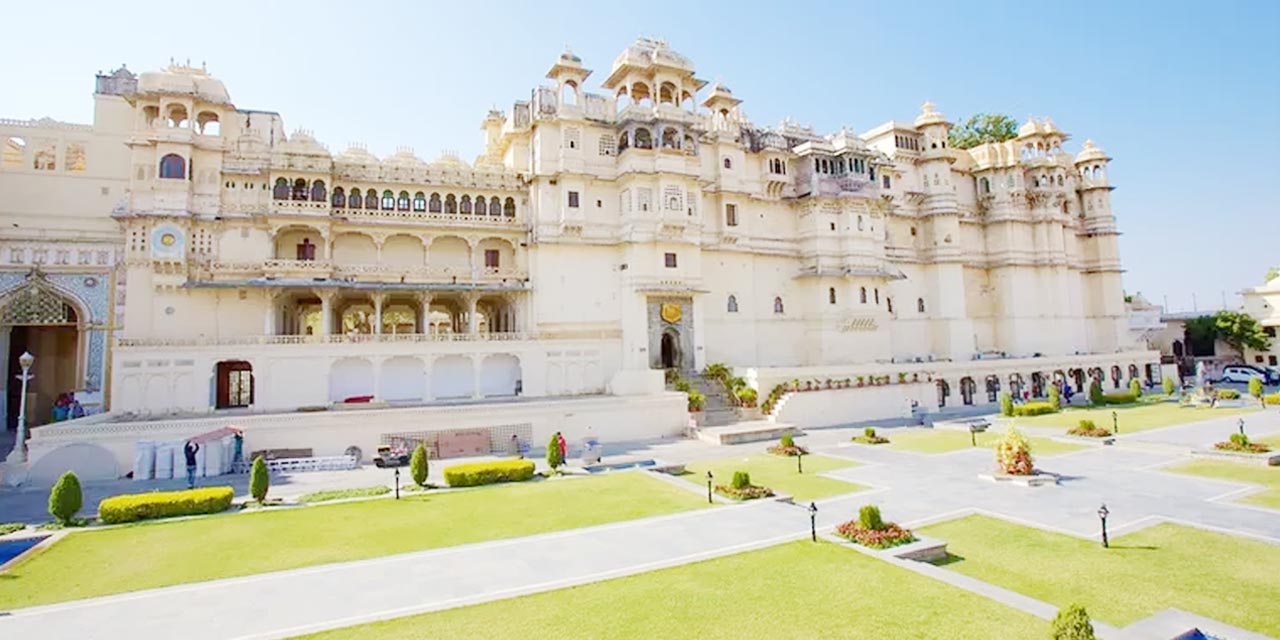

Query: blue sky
[4,0,1277,312]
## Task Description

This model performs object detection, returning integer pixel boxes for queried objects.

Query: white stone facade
[2,41,1162,475]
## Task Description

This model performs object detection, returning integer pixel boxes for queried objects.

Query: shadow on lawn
[929,552,966,567]
[1107,544,1159,551]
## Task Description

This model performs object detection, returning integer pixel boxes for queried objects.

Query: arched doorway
[1030,372,1045,397]
[985,375,1001,402]
[215,361,254,409]
[960,377,976,405]
[3,280,82,429]
[660,331,680,370]
[936,379,950,408]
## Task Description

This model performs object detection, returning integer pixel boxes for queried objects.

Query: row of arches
[616,127,696,154]
[615,81,696,112]
[934,364,1154,407]
[142,103,220,134]
[1020,141,1062,159]
[271,178,517,217]
[274,228,517,272]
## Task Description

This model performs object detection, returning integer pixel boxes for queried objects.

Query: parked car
[373,444,410,468]
[1219,365,1276,385]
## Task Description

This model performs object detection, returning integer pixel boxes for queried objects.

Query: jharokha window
[484,249,500,268]
[296,237,316,261]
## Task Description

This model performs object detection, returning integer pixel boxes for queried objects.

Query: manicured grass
[301,540,1047,640]
[0,472,705,609]
[681,453,864,502]
[884,429,1085,456]
[923,515,1280,636]
[296,485,391,503]
[1011,401,1258,433]
[0,522,25,536]
[1165,459,1280,510]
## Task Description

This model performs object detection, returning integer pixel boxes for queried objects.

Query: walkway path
[1,408,1277,639]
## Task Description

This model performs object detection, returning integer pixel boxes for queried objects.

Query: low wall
[26,393,688,480]
[776,383,936,428]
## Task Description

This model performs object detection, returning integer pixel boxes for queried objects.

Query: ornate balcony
[204,260,527,285]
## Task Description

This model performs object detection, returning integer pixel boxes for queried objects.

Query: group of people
[51,393,85,422]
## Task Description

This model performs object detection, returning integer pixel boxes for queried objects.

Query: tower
[1075,140,1125,352]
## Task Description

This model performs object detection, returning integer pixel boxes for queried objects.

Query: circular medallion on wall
[83,276,98,288]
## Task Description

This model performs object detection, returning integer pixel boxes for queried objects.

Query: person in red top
[556,432,567,464]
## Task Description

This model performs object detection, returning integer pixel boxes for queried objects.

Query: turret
[545,47,591,110]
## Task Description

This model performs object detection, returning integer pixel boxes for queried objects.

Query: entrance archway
[960,377,976,405]
[2,280,83,429]
[660,331,680,370]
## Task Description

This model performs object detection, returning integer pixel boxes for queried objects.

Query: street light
[6,351,34,465]
[706,470,714,504]
[796,449,804,474]
[808,502,818,542]
[393,466,401,500]
[1238,418,1246,437]
[1112,410,1118,434]
[1097,504,1110,548]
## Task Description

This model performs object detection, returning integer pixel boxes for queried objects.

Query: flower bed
[1214,433,1272,454]
[767,444,808,456]
[835,505,917,549]
[1066,420,1112,438]
[852,427,890,445]
[715,484,775,500]
[995,427,1035,476]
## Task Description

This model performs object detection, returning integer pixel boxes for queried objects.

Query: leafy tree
[249,455,269,504]
[731,471,751,489]
[48,471,82,525]
[858,504,884,531]
[1051,603,1097,640]
[1089,380,1105,406]
[1266,266,1280,283]
[948,113,1019,150]
[546,434,564,470]
[1129,378,1142,397]
[1048,384,1061,410]
[1162,376,1176,395]
[1249,377,1264,398]
[999,391,1014,417]
[1184,315,1219,357]
[1213,310,1271,359]
[410,443,429,487]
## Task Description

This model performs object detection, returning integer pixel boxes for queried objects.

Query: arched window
[727,295,738,313]
[381,190,395,210]
[887,298,894,313]
[445,194,457,214]
[504,197,516,217]
[917,298,926,313]
[634,128,652,149]
[397,191,410,211]
[332,187,346,208]
[475,196,487,215]
[774,297,784,314]
[292,178,308,201]
[859,287,867,304]
[413,192,426,211]
[429,193,442,213]
[348,189,362,208]
[365,189,378,210]
[310,180,326,202]
[874,288,880,304]
[980,177,990,194]
[460,195,472,214]
[829,287,837,305]
[490,196,502,216]
[723,157,732,169]
[158,153,186,180]
[272,177,289,199]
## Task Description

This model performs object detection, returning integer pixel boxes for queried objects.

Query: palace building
[1,40,1158,481]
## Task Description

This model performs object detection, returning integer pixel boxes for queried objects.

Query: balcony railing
[340,208,523,226]
[113,329,621,348]
[205,260,527,283]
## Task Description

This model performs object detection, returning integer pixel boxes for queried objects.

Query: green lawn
[681,453,864,502]
[1165,459,1280,510]
[301,540,1047,640]
[923,515,1280,636]
[1011,401,1258,433]
[884,429,1085,456]
[0,472,706,609]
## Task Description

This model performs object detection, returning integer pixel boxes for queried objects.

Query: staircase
[690,375,738,427]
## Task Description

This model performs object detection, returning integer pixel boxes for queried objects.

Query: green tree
[249,455,269,504]
[1048,384,1061,410]
[410,443,429,487]
[48,471,82,525]
[1129,378,1142,397]
[948,113,1019,149]
[858,504,884,531]
[999,391,1014,417]
[1213,310,1271,359]
[1089,380,1104,406]
[1248,377,1264,398]
[1265,266,1280,283]
[1162,376,1176,395]
[1050,603,1097,640]
[731,471,751,489]
[546,433,564,470]
[1184,315,1219,357]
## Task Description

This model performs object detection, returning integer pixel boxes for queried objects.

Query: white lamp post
[7,351,34,464]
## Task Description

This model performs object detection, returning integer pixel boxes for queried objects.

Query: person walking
[183,440,200,489]
[556,432,567,464]
[507,434,521,458]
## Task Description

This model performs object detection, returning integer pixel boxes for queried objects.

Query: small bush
[735,387,758,408]
[1051,603,1097,640]
[249,455,269,504]
[410,443,429,486]
[859,504,884,531]
[780,433,795,448]
[865,427,877,438]
[48,471,83,525]
[995,427,1034,475]
[1103,392,1138,405]
[98,487,234,524]
[1089,381,1104,406]
[1217,389,1241,400]
[1048,384,1061,410]
[1263,392,1280,405]
[1162,377,1176,395]
[687,389,706,411]
[443,459,536,487]
[853,427,890,445]
[0,522,25,536]
[297,486,391,503]
[546,434,564,470]
[1011,401,1058,416]
[999,392,1014,417]
[1129,378,1142,397]
[731,471,751,490]
[1230,432,1250,447]
[1067,419,1111,438]
[703,362,730,381]
[1216,434,1271,453]
[1249,377,1264,398]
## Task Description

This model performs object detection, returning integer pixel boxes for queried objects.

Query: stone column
[262,291,278,336]
[315,289,334,336]
[466,293,479,334]
[372,292,386,335]
[415,293,432,334]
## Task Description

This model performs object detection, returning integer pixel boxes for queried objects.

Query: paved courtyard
[0,407,1277,639]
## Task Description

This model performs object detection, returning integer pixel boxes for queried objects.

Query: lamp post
[1238,418,1246,437]
[808,502,818,542]
[1112,410,1118,434]
[393,466,401,500]
[796,449,804,474]
[705,470,714,504]
[6,351,34,464]
[1097,504,1110,548]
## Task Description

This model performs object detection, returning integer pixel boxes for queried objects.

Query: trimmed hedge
[98,487,235,524]
[1102,392,1139,405]
[1216,389,1241,400]
[443,459,536,487]
[1263,392,1280,405]
[1011,401,1057,416]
